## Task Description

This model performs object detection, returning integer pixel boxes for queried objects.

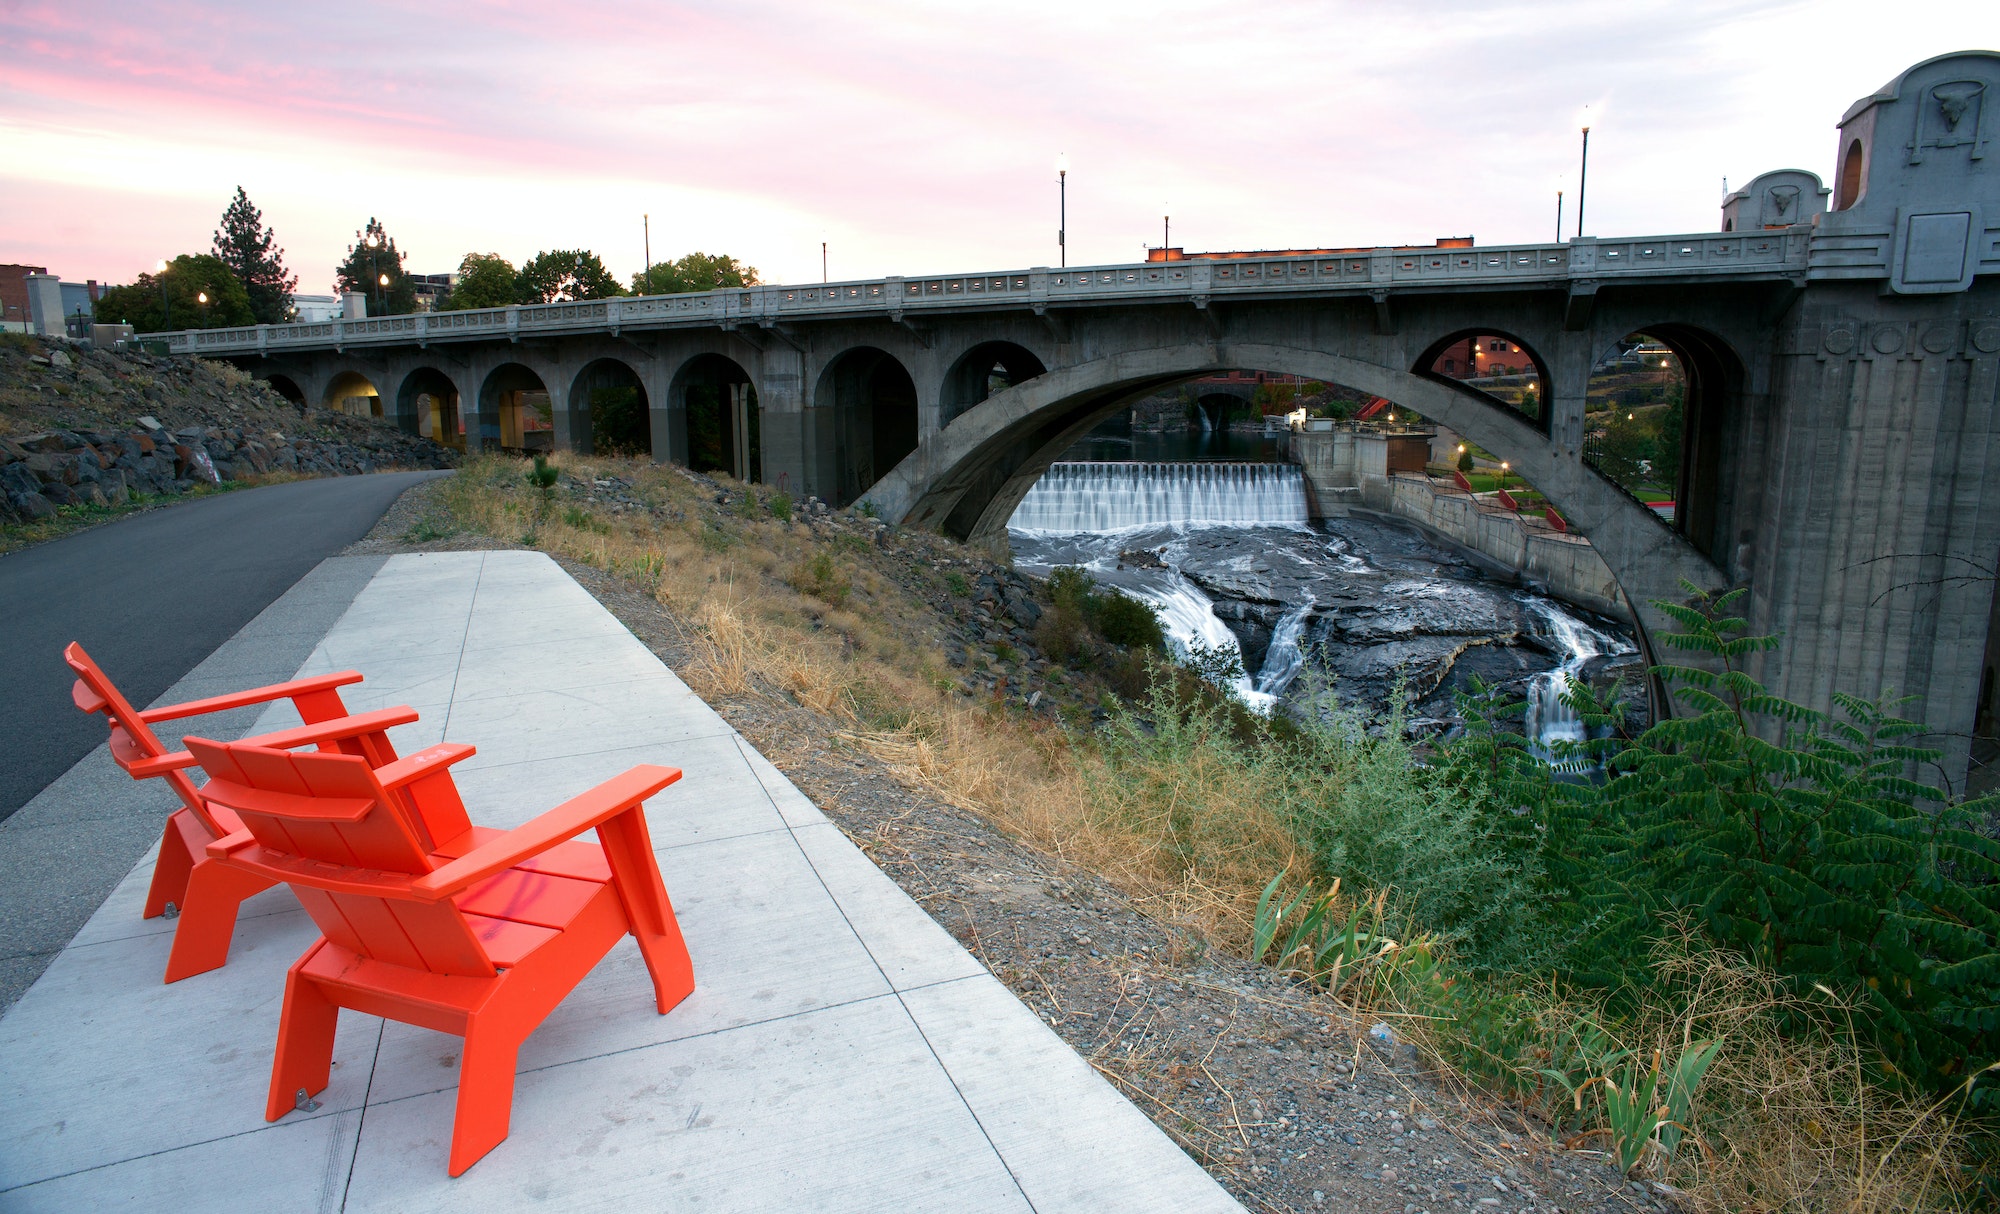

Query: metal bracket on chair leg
[295,1087,322,1113]
[162,902,179,920]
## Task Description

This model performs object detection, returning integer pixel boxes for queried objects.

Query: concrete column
[550,376,590,455]
[25,274,63,337]
[1545,330,1597,456]
[643,356,679,465]
[757,346,810,494]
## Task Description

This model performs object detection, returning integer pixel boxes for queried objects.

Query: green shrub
[766,491,793,522]
[1450,587,2000,1100]
[944,571,970,597]
[790,550,849,606]
[1044,566,1163,651]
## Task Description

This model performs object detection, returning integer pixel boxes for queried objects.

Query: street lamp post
[1056,153,1068,268]
[1576,106,1592,239]
[196,291,209,327]
[378,273,390,315]
[1555,189,1564,244]
[155,259,170,330]
[1162,203,1170,255]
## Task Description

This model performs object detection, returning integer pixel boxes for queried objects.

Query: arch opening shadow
[1415,330,1548,434]
[675,354,759,481]
[397,367,464,448]
[571,358,649,457]
[819,347,917,507]
[262,373,305,406]
[480,364,552,453]
[941,341,1045,428]
[1581,327,1741,562]
[323,371,381,419]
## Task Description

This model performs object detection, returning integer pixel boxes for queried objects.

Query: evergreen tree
[334,218,418,316]
[517,249,624,303]
[211,187,298,325]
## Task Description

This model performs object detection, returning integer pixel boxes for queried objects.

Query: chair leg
[264,958,340,1123]
[597,808,694,1013]
[143,814,195,920]
[162,857,274,983]
[447,1022,522,1177]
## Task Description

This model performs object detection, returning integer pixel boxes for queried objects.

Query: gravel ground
[346,478,1682,1214]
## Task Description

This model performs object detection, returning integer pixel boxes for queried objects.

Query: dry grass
[437,453,1306,950]
[434,453,1993,1212]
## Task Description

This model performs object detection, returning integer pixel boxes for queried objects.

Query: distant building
[289,294,343,323]
[4,265,108,335]
[411,273,456,311]
[2,264,47,333]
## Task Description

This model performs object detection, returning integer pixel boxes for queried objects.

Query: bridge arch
[478,363,553,453]
[394,366,465,449]
[817,346,918,507]
[261,373,305,406]
[569,357,650,456]
[941,341,1046,429]
[670,353,759,481]
[1584,324,1746,565]
[323,370,381,417]
[870,340,1725,649]
[1414,328,1550,433]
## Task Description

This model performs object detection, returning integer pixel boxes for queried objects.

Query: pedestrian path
[0,551,1243,1213]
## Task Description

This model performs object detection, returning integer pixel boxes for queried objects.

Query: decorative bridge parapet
[154,228,1817,358]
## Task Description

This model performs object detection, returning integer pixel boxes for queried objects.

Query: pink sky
[4,1,1996,292]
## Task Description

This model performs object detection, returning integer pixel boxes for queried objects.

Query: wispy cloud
[3,0,1993,287]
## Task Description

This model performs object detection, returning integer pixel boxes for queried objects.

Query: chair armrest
[376,743,478,790]
[138,672,366,723]
[237,706,419,751]
[410,765,681,902]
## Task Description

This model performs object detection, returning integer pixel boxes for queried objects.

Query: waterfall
[1254,599,1315,699]
[1009,462,1309,532]
[1525,600,1634,765]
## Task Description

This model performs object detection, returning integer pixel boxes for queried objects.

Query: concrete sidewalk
[0,551,1243,1213]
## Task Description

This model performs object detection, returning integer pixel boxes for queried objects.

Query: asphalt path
[0,471,445,821]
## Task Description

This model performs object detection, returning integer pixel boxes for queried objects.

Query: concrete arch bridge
[161,51,2000,790]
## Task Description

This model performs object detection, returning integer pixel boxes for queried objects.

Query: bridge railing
[148,227,1811,357]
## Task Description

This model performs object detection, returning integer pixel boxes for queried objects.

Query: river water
[1008,459,1641,743]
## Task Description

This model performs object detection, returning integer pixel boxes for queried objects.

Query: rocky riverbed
[1015,513,1647,734]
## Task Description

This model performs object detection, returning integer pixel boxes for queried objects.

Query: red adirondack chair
[64,641,423,982]
[186,734,695,1176]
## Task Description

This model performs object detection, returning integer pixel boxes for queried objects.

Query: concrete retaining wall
[1287,428,1628,620]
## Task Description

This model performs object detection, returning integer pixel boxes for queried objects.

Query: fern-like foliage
[1448,587,2000,1102]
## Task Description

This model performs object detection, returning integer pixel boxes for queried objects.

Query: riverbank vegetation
[424,452,1996,1210]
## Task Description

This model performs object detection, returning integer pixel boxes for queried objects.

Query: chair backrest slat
[65,642,219,835]
[187,736,496,978]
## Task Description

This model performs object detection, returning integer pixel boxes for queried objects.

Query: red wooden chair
[186,733,695,1176]
[64,641,423,982]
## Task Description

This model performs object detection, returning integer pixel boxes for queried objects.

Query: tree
[93,254,254,332]
[439,253,523,311]
[1583,413,1656,497]
[517,249,624,303]
[211,187,298,324]
[630,252,759,295]
[334,218,417,316]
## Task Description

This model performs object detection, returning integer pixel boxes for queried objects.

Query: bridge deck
[156,227,1814,358]
[0,551,1241,1213]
